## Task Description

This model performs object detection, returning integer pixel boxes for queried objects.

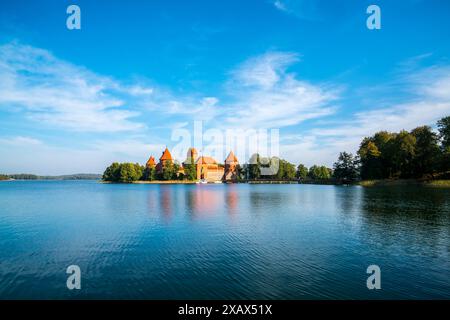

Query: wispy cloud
[221,51,340,128]
[273,1,288,12]
[271,0,322,20]
[0,135,43,146]
[0,42,147,132]
[133,51,340,130]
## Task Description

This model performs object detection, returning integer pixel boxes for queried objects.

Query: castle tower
[156,147,174,173]
[146,156,156,168]
[224,151,239,182]
[185,147,198,164]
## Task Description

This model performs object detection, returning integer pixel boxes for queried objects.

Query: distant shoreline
[0,173,102,181]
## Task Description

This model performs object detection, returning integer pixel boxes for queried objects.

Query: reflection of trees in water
[356,186,450,254]
[249,191,284,210]
[360,187,450,221]
[335,186,363,216]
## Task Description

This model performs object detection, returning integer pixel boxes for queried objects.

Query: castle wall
[196,164,224,182]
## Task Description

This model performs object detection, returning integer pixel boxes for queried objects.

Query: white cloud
[231,51,299,88]
[0,135,43,146]
[127,85,154,96]
[138,51,339,131]
[407,65,450,101]
[221,51,340,129]
[273,0,287,12]
[0,42,147,132]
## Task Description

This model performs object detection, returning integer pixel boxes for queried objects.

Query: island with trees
[101,116,450,186]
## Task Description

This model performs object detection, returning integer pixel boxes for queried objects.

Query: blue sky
[1,0,450,174]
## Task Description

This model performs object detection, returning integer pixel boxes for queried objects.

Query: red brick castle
[145,147,239,183]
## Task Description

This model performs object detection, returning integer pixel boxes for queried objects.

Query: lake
[0,180,449,299]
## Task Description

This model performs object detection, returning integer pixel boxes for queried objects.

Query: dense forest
[355,116,450,180]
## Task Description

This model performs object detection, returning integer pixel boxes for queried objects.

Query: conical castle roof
[225,151,238,164]
[160,147,173,161]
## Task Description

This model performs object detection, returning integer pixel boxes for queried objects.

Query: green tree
[437,116,450,149]
[373,131,397,178]
[411,126,439,177]
[235,165,245,182]
[183,156,197,181]
[160,161,179,180]
[391,130,416,178]
[102,162,121,181]
[296,164,308,179]
[358,139,382,179]
[282,160,296,180]
[358,131,398,179]
[248,154,261,180]
[118,163,143,182]
[333,152,360,182]
[173,162,181,180]
[308,165,331,180]
[437,116,450,174]
[142,166,156,181]
[255,156,296,180]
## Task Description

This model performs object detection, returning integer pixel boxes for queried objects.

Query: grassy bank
[424,180,450,187]
[359,179,450,188]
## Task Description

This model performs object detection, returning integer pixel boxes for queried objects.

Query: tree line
[221,115,450,183]
[242,155,332,181]
[333,116,450,182]
[102,116,450,183]
[102,160,195,183]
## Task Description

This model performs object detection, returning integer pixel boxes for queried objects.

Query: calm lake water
[0,180,449,299]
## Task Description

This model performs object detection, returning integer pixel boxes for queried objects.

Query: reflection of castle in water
[146,147,239,183]
[147,184,240,221]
